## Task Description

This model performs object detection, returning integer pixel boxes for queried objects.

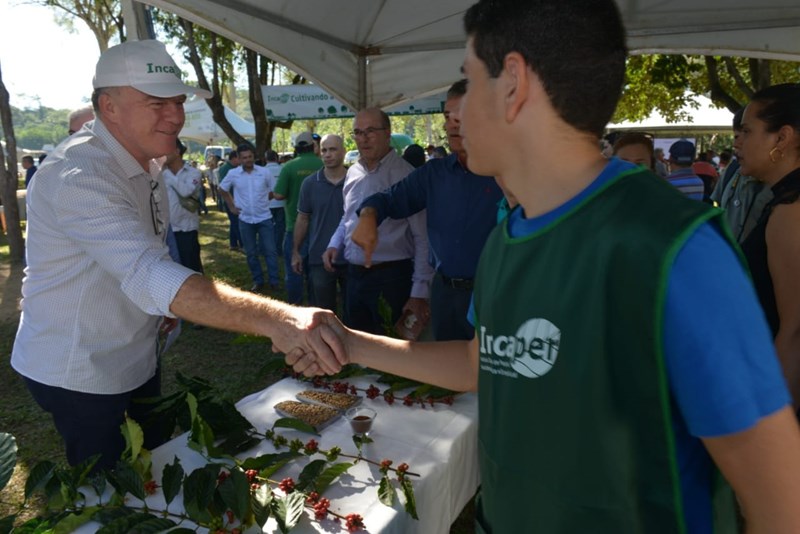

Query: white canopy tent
[179,98,255,144]
[123,0,800,111]
[607,95,735,134]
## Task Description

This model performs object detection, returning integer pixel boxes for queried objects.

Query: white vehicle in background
[203,145,233,162]
[344,150,360,166]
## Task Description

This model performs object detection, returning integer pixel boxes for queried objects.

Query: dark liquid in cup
[350,415,373,433]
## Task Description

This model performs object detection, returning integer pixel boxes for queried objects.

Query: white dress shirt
[328,150,433,298]
[219,165,274,224]
[264,162,285,209]
[12,118,196,394]
[163,161,201,232]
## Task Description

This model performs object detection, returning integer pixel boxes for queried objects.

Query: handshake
[274,306,350,377]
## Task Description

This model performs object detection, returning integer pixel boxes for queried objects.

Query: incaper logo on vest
[478,318,561,378]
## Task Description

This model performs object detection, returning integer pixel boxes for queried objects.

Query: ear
[501,52,530,123]
[776,124,797,150]
[97,90,121,125]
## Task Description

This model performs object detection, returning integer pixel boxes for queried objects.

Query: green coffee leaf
[0,514,15,534]
[52,506,99,534]
[378,475,394,507]
[182,465,218,524]
[24,460,55,499]
[251,483,273,528]
[0,434,17,492]
[272,492,305,533]
[273,417,317,435]
[296,459,326,492]
[314,462,353,495]
[401,477,418,520]
[161,457,184,506]
[122,418,144,463]
[110,461,145,501]
[218,468,250,520]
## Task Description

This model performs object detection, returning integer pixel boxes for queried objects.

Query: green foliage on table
[0,372,421,532]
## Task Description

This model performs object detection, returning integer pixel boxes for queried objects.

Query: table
[76,375,479,533]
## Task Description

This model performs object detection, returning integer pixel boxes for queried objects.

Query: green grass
[0,199,475,532]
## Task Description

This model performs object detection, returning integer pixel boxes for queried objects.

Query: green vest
[472,168,736,533]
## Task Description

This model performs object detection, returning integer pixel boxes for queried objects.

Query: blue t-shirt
[472,158,789,532]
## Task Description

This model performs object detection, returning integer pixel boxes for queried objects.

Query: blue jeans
[226,210,242,248]
[271,207,285,255]
[283,230,308,304]
[309,263,347,316]
[239,219,279,286]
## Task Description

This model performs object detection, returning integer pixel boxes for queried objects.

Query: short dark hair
[227,150,238,160]
[295,144,315,155]
[176,138,186,155]
[750,84,800,141]
[22,155,34,164]
[265,149,279,162]
[612,133,655,169]
[447,79,468,100]
[463,0,627,137]
[236,143,255,156]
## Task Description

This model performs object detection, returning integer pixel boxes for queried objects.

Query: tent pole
[121,0,156,41]
[357,55,367,110]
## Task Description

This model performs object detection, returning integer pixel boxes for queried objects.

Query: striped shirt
[667,168,705,201]
[12,118,195,394]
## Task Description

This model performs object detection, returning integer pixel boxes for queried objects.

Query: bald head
[68,105,95,135]
[320,134,345,170]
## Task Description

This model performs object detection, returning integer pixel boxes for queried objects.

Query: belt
[349,258,411,273]
[440,273,474,290]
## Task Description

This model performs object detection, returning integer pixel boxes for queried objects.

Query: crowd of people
[9,0,800,532]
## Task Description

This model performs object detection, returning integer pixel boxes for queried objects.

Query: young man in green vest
[286,0,800,532]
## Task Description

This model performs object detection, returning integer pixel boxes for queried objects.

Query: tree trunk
[704,56,745,113]
[246,49,270,156]
[179,18,247,148]
[0,63,26,263]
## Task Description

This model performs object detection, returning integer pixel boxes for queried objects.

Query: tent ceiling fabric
[142,0,800,110]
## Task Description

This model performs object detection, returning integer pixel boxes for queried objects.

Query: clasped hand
[272,306,349,376]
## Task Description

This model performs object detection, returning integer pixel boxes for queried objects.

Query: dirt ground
[0,260,23,323]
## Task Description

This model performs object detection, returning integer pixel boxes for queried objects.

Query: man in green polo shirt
[274,132,323,304]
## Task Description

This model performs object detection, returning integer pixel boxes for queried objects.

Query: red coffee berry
[366,385,380,399]
[144,480,158,495]
[278,477,295,493]
[245,469,258,482]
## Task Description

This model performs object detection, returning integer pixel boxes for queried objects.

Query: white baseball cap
[93,40,212,99]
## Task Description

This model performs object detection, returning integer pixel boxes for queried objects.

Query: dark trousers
[345,259,412,335]
[430,273,475,341]
[284,231,309,304]
[24,369,164,473]
[309,263,348,318]
[173,230,203,273]
[226,210,242,248]
[271,207,285,256]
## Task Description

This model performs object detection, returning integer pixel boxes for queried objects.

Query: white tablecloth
[76,376,479,533]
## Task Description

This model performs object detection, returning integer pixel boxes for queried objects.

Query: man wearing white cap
[11,40,343,472]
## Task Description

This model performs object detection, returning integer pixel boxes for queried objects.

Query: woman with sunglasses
[736,83,800,409]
